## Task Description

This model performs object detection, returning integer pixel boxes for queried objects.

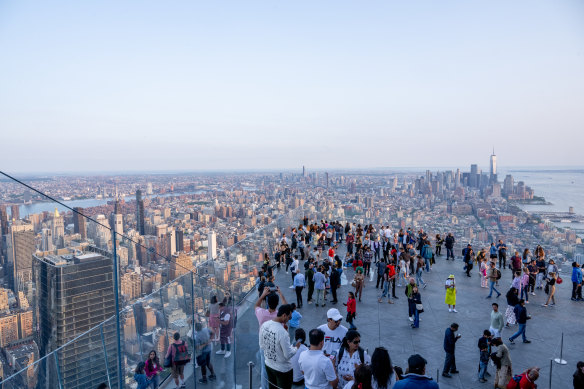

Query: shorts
[489,327,501,338]
[172,363,185,378]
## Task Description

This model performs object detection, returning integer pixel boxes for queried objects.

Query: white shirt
[299,349,337,389]
[336,348,371,388]
[317,324,348,356]
[259,320,297,372]
[291,344,308,382]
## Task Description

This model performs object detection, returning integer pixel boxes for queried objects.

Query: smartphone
[269,286,277,292]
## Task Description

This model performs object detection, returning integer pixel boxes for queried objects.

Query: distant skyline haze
[1,0,583,172]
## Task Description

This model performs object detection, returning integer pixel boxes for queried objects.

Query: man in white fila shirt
[317,308,347,357]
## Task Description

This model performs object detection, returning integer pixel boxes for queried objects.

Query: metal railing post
[248,361,254,389]
[100,324,113,389]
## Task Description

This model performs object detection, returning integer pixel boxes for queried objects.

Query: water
[13,190,205,218]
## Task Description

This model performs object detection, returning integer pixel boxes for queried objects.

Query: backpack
[506,374,523,389]
[172,341,191,366]
[337,346,365,367]
[495,269,502,280]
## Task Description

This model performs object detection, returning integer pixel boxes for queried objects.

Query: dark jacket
[478,336,491,363]
[329,268,341,287]
[514,304,528,324]
[506,290,519,306]
[393,374,439,389]
[445,235,455,249]
[443,327,458,354]
[574,368,584,389]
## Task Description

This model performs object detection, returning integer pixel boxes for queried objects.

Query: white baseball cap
[327,308,343,321]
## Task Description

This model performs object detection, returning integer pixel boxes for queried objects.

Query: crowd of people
[253,218,584,389]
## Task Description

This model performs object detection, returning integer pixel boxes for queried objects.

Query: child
[398,257,408,286]
[134,362,152,389]
[343,291,357,330]
[288,303,303,340]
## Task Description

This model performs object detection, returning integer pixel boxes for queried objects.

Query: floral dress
[480,261,488,288]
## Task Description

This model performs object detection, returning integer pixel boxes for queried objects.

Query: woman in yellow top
[445,274,457,312]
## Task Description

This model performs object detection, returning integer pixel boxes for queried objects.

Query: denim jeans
[478,360,488,380]
[413,308,419,328]
[424,258,431,272]
[509,323,527,342]
[488,280,500,297]
[446,247,454,259]
[259,351,268,389]
[521,286,529,301]
[416,268,426,286]
[149,374,160,389]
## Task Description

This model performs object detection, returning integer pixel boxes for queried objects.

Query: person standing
[165,332,190,389]
[415,255,427,289]
[256,287,286,389]
[497,240,508,270]
[363,246,373,276]
[144,350,163,388]
[344,292,357,330]
[375,260,386,289]
[571,262,583,301]
[405,278,417,322]
[511,251,522,274]
[330,263,341,304]
[477,330,492,383]
[194,323,216,384]
[491,338,512,388]
[435,234,443,256]
[217,300,235,358]
[489,243,498,261]
[508,299,531,344]
[317,308,348,356]
[486,262,501,298]
[445,233,455,260]
[378,266,393,304]
[306,262,315,304]
[298,329,338,389]
[409,286,422,329]
[543,272,558,307]
[336,330,371,388]
[259,305,301,389]
[504,287,519,327]
[314,266,327,307]
[442,323,461,378]
[293,269,305,307]
[445,274,457,312]
[353,267,365,302]
[489,303,504,338]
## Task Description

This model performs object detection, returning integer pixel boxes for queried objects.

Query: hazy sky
[1,1,583,173]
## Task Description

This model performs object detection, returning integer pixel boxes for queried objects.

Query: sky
[1,0,583,173]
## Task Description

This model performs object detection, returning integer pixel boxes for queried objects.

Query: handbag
[163,355,172,368]
[415,303,424,311]
[556,276,563,284]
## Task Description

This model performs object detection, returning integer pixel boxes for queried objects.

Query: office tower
[302,166,306,177]
[73,207,87,239]
[469,164,479,188]
[35,248,117,389]
[136,190,145,235]
[10,205,20,221]
[503,174,514,196]
[325,172,329,189]
[111,189,123,237]
[8,222,35,293]
[52,208,65,248]
[146,182,153,195]
[0,205,8,235]
[169,252,192,279]
[175,229,184,252]
[41,228,54,251]
[208,231,217,260]
[490,148,497,182]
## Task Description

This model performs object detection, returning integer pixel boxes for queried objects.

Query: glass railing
[0,173,305,389]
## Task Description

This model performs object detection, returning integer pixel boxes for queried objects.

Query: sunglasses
[352,339,360,344]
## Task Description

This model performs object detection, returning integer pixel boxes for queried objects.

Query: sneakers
[423,284,427,289]
[388,300,394,304]
[452,309,458,313]
[479,378,487,383]
[209,374,217,381]
[224,351,232,358]
[486,295,492,299]
[523,340,531,344]
[531,292,536,296]
[216,349,226,355]
[199,378,208,384]
[449,308,452,312]
[442,373,452,378]
[409,316,414,322]
[508,338,515,344]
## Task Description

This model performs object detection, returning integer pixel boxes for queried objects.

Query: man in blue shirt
[442,323,461,378]
[313,267,326,307]
[571,262,583,301]
[394,354,439,389]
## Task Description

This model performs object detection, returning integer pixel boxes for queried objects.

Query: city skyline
[1,1,583,172]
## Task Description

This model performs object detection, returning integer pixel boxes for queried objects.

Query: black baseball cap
[408,354,427,370]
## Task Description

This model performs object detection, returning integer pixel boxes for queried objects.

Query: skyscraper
[490,148,497,182]
[8,222,35,293]
[34,247,117,389]
[10,205,20,221]
[208,231,217,260]
[52,208,65,248]
[0,205,8,235]
[73,207,87,239]
[302,166,306,177]
[136,190,145,235]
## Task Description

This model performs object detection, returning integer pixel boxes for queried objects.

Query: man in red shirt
[508,367,539,389]
[387,262,398,299]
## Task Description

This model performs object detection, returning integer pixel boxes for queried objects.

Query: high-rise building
[10,205,20,221]
[325,172,329,189]
[302,166,306,177]
[490,149,497,182]
[169,252,192,279]
[503,174,514,196]
[208,231,217,260]
[73,207,87,239]
[175,229,184,252]
[146,182,153,195]
[52,208,65,248]
[136,190,145,235]
[34,247,117,389]
[0,205,9,236]
[8,222,35,293]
